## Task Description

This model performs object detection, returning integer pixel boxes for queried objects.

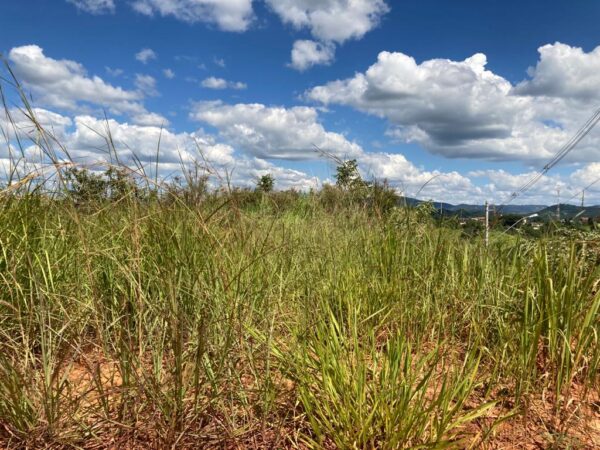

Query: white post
[485,201,489,247]
[556,187,561,221]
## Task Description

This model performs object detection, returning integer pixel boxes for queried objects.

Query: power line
[564,176,600,206]
[495,107,600,212]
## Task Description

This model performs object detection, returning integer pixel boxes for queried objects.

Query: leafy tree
[257,174,275,193]
[333,160,402,213]
[335,159,363,190]
[64,167,108,203]
[64,167,141,204]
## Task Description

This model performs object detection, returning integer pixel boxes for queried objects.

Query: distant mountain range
[401,197,600,218]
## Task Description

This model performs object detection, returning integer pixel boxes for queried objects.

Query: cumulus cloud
[1,107,73,147]
[131,0,254,32]
[1,107,321,191]
[3,105,596,203]
[265,0,389,44]
[201,77,247,90]
[185,100,505,201]
[289,40,335,71]
[360,152,480,202]
[5,41,599,204]
[266,0,389,70]
[65,115,231,167]
[307,51,520,148]
[570,163,600,186]
[513,43,600,101]
[134,74,159,96]
[130,1,387,70]
[9,45,141,111]
[105,66,124,77]
[224,157,321,191]
[468,169,562,203]
[465,168,600,206]
[190,101,363,160]
[306,47,600,163]
[130,112,170,127]
[163,68,175,79]
[135,48,157,64]
[185,100,535,202]
[66,0,115,14]
[7,45,167,126]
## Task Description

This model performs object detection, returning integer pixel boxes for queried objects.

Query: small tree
[64,167,108,203]
[335,159,368,192]
[257,174,275,193]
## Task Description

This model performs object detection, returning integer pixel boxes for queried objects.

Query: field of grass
[0,191,598,448]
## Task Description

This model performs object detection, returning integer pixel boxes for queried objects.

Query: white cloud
[6,40,599,204]
[267,0,389,70]
[190,101,363,160]
[469,169,563,203]
[289,40,335,71]
[131,0,254,32]
[3,105,596,203]
[7,45,167,127]
[64,115,229,167]
[265,0,389,44]
[570,163,600,186]
[8,45,141,112]
[134,74,159,96]
[1,107,73,147]
[1,108,320,191]
[513,43,600,101]
[306,48,600,164]
[214,57,226,68]
[201,77,226,89]
[201,77,247,90]
[465,168,600,206]
[69,118,321,189]
[135,48,157,64]
[66,0,115,14]
[105,66,124,77]
[186,100,500,201]
[360,152,479,202]
[130,112,170,127]
[163,68,175,79]
[307,51,518,149]
[223,157,321,191]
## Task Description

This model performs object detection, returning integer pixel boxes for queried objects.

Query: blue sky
[1,0,599,205]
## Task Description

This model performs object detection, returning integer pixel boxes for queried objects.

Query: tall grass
[0,66,599,448]
[0,194,598,448]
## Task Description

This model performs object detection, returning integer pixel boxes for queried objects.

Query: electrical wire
[495,107,600,212]
[564,176,600,205]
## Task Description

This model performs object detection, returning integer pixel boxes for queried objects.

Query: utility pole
[581,189,585,208]
[485,201,489,247]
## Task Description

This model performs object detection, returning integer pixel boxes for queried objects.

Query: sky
[1,0,599,205]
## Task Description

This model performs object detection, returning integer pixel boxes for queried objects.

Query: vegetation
[0,175,599,448]
[0,69,599,449]
[256,174,275,193]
